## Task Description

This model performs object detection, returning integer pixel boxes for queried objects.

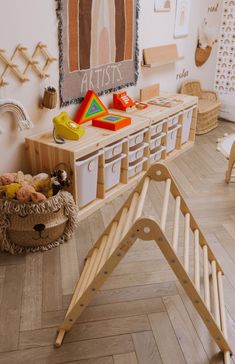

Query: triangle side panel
[136,217,232,354]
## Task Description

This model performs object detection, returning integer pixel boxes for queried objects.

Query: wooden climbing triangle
[55,163,232,363]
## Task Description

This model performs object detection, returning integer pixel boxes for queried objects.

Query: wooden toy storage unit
[25,93,198,220]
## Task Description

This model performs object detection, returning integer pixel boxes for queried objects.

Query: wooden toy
[217,133,235,183]
[53,112,85,144]
[113,91,136,111]
[74,90,108,124]
[139,84,160,102]
[0,42,56,87]
[55,163,232,364]
[92,113,131,131]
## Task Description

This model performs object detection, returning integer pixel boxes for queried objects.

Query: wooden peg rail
[0,42,56,86]
[55,163,232,364]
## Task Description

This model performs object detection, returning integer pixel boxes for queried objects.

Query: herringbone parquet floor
[1,121,235,364]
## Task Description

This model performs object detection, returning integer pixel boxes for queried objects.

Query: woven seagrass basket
[0,191,78,254]
[195,46,212,67]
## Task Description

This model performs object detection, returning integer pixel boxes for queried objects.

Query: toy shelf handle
[53,126,65,144]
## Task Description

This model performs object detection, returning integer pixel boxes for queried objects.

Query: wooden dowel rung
[109,207,129,258]
[203,245,211,311]
[218,271,228,339]
[172,196,181,252]
[184,213,190,273]
[66,257,91,316]
[122,192,139,238]
[97,221,118,273]
[160,178,171,232]
[93,236,108,276]
[135,177,150,220]
[77,249,99,299]
[194,229,200,292]
[86,247,103,289]
[211,260,221,328]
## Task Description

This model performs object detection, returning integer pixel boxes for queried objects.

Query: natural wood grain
[113,352,137,364]
[0,334,134,364]
[163,295,209,363]
[149,312,186,364]
[20,315,150,350]
[20,253,43,331]
[0,264,25,352]
[132,330,162,364]
[42,248,62,312]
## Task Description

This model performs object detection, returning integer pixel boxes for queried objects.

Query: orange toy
[92,113,131,131]
[74,90,108,124]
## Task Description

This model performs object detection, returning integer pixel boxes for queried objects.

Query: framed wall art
[174,0,191,38]
[154,0,171,12]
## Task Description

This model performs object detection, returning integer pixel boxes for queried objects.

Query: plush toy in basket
[0,169,78,254]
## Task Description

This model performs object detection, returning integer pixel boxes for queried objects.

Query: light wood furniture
[181,80,220,135]
[25,94,197,221]
[142,44,183,68]
[55,163,232,364]
[217,133,235,183]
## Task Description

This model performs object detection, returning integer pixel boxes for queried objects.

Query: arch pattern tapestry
[56,0,140,106]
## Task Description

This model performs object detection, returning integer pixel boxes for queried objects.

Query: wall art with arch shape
[174,0,191,38]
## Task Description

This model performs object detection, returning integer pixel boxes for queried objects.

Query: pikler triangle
[55,163,232,364]
[74,90,108,124]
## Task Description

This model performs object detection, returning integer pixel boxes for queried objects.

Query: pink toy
[31,191,47,203]
[0,173,17,186]
[17,185,35,203]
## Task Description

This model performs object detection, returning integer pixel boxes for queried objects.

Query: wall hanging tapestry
[174,0,191,38]
[56,0,140,106]
[215,0,235,97]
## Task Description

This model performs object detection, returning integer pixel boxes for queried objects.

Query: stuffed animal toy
[33,173,49,182]
[0,183,21,199]
[17,185,35,203]
[198,18,218,49]
[33,178,53,198]
[0,173,17,186]
[15,171,34,185]
[51,169,70,196]
[31,191,47,203]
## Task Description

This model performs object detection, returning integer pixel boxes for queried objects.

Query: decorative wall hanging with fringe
[56,0,140,106]
[0,98,33,134]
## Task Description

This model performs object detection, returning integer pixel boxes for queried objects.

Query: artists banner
[56,0,139,106]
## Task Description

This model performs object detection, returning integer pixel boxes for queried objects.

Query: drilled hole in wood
[80,304,84,307]
[144,227,151,234]
[104,271,108,275]
[69,319,73,322]
[92,288,96,291]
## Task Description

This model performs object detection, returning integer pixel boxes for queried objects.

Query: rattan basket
[0,191,78,254]
[195,46,212,67]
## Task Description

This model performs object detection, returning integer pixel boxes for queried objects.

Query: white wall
[0,0,222,173]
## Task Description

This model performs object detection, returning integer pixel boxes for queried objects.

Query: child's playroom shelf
[25,93,197,220]
[142,44,184,68]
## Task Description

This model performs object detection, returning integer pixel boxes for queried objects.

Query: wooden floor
[1,121,235,364]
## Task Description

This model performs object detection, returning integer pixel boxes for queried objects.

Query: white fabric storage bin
[128,157,148,178]
[167,113,182,129]
[149,133,165,151]
[129,128,148,149]
[149,146,166,165]
[181,107,194,144]
[128,143,148,164]
[76,151,102,207]
[150,120,167,137]
[103,138,127,161]
[166,125,181,153]
[104,154,126,191]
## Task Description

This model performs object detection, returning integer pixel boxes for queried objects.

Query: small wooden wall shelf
[142,44,184,68]
[25,93,197,221]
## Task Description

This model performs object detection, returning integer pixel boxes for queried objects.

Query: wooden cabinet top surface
[26,93,197,159]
